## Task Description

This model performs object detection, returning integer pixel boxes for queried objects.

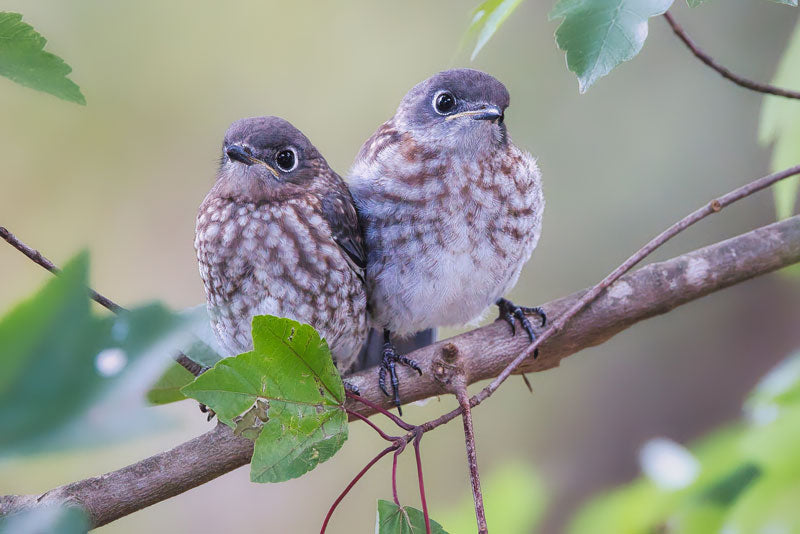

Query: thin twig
[320,444,398,534]
[0,226,124,313]
[413,430,431,534]
[420,163,800,433]
[456,383,487,534]
[1,225,209,379]
[663,11,800,100]
[391,443,406,507]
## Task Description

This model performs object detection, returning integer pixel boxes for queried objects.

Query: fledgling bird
[195,116,368,375]
[349,68,546,408]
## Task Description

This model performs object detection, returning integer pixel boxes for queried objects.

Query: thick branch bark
[0,424,254,527]
[345,215,800,415]
[2,216,799,527]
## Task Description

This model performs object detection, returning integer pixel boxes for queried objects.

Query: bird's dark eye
[275,149,297,172]
[433,91,457,114]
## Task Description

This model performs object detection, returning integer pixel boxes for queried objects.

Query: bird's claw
[496,298,547,358]
[378,341,422,416]
[199,403,216,422]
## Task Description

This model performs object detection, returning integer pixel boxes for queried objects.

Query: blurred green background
[1,1,799,532]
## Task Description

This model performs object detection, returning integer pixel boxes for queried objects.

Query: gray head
[394,69,510,153]
[216,116,331,202]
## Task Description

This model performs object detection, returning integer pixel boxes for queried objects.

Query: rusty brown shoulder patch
[358,121,401,164]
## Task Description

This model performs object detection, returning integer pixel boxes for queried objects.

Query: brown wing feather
[321,183,367,280]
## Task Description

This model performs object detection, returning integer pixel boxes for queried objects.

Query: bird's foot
[378,340,422,416]
[496,297,547,358]
[199,403,216,422]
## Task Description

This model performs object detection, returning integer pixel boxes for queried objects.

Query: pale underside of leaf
[549,0,674,92]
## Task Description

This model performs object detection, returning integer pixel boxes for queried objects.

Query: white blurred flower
[639,437,700,490]
[95,348,128,377]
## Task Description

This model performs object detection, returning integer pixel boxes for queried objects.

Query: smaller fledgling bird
[350,69,546,409]
[195,116,368,375]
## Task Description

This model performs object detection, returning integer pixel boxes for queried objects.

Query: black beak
[226,144,254,165]
[471,106,504,122]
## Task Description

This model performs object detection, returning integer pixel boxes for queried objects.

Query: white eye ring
[432,90,457,115]
[275,147,299,172]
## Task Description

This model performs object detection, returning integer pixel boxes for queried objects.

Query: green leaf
[439,460,546,533]
[145,307,226,405]
[568,478,665,534]
[724,474,800,532]
[700,463,762,506]
[179,304,227,368]
[468,0,526,60]
[549,0,674,92]
[375,500,448,534]
[727,401,800,531]
[0,12,85,104]
[0,253,186,455]
[181,315,348,483]
[0,505,89,534]
[686,0,707,6]
[742,404,800,473]
[745,351,800,421]
[759,20,800,221]
[768,0,798,6]
[669,503,729,534]
[146,361,196,405]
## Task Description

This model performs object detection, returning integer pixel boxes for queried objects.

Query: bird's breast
[195,197,367,360]
[359,145,543,333]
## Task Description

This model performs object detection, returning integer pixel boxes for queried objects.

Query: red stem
[345,409,398,442]
[413,431,431,534]
[320,444,397,534]
[392,448,401,506]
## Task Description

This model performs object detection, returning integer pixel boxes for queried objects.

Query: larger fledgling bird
[349,68,545,408]
[195,116,368,374]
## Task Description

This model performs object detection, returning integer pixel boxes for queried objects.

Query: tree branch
[663,11,800,100]
[0,423,254,526]
[0,226,124,313]
[415,164,800,433]
[2,215,799,527]
[0,226,208,378]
